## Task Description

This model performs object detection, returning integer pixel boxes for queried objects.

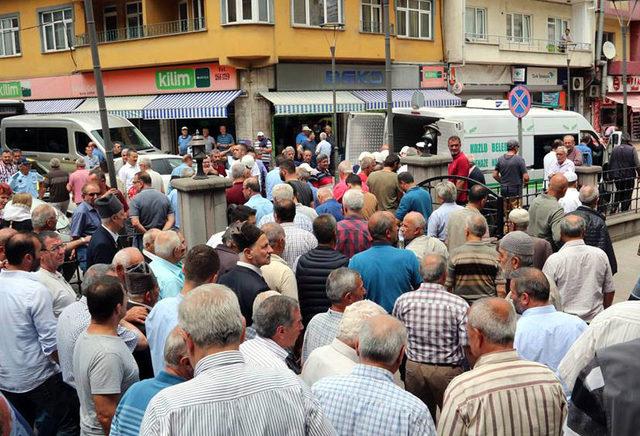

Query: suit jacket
[87,225,118,268]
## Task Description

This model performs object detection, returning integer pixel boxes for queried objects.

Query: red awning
[606,93,640,112]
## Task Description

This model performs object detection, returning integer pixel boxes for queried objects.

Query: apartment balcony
[75,18,205,46]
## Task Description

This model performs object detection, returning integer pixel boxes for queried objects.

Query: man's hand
[124,306,148,324]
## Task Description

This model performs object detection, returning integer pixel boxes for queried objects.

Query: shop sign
[325,70,384,86]
[156,67,211,90]
[420,66,446,88]
[542,92,560,107]
[512,67,526,83]
[608,75,640,93]
[527,67,558,86]
[0,81,30,98]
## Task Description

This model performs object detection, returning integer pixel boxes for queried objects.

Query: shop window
[361,0,382,33]
[506,13,531,44]
[292,0,343,27]
[396,0,433,40]
[223,0,274,24]
[465,7,486,41]
[40,7,73,52]
[0,15,20,56]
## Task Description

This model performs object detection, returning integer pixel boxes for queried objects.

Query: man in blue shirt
[111,327,191,436]
[296,126,311,151]
[149,231,186,299]
[396,171,433,221]
[243,177,273,223]
[266,155,286,201]
[315,187,343,222]
[349,211,422,312]
[576,134,594,166]
[216,124,235,149]
[83,144,100,170]
[177,126,192,156]
[70,183,103,271]
[9,158,44,198]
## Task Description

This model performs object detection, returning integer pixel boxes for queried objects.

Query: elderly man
[117,150,140,192]
[146,245,219,376]
[111,328,192,436]
[70,183,102,270]
[393,253,469,419]
[511,268,586,382]
[528,173,567,248]
[83,143,100,170]
[543,215,615,322]
[315,187,343,222]
[334,160,365,202]
[87,194,127,268]
[142,228,161,263]
[336,189,372,259]
[547,145,576,180]
[35,231,77,317]
[445,184,488,252]
[564,134,584,166]
[141,285,333,434]
[367,153,402,213]
[402,211,448,262]
[240,295,303,373]
[226,162,248,206]
[357,155,376,185]
[396,172,432,221]
[559,171,581,213]
[302,267,366,362]
[260,222,298,300]
[10,158,44,198]
[313,315,435,435]
[346,173,378,218]
[149,230,186,299]
[0,233,79,434]
[258,183,314,232]
[507,208,553,269]
[438,298,566,435]
[130,172,175,240]
[609,131,640,212]
[296,214,347,325]
[273,199,317,267]
[427,181,463,242]
[138,158,165,193]
[243,177,272,222]
[446,215,506,303]
[350,211,422,312]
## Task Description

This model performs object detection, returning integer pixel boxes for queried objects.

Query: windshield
[151,157,184,175]
[91,126,155,152]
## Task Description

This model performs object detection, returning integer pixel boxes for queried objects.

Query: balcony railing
[75,18,205,46]
[465,33,591,54]
[360,20,383,34]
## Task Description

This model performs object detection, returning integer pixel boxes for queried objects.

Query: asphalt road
[612,234,640,303]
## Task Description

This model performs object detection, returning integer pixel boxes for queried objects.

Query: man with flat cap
[87,194,127,268]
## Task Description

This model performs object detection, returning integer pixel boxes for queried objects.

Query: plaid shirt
[335,215,372,259]
[392,283,469,365]
[312,364,435,436]
[281,222,318,268]
[302,309,343,363]
[0,162,16,184]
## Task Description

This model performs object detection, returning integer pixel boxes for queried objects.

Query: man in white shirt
[315,132,332,162]
[117,150,140,192]
[547,146,575,180]
[543,142,560,184]
[543,215,615,322]
[259,223,298,300]
[36,231,77,317]
[558,171,581,213]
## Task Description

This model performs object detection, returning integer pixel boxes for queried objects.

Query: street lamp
[320,22,344,175]
[609,0,640,135]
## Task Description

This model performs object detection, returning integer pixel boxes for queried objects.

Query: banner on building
[527,67,558,86]
[541,92,560,107]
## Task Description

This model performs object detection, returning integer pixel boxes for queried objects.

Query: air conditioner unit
[572,77,584,91]
[589,85,600,98]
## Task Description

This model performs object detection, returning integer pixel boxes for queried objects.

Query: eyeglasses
[84,192,100,197]
[126,262,150,274]
[42,242,65,252]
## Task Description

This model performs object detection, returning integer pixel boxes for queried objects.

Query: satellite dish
[411,91,425,109]
[452,82,464,95]
[603,41,616,60]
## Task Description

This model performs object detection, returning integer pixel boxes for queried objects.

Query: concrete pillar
[575,165,601,189]
[401,154,452,183]
[171,176,232,249]
[235,66,275,141]
[159,119,176,153]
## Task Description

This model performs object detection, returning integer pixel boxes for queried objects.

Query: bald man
[528,174,567,248]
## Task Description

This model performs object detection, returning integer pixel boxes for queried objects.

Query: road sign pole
[518,118,523,156]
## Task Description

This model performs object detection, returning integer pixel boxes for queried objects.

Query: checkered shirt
[281,222,318,268]
[0,162,16,184]
[312,364,435,436]
[335,215,372,259]
[392,283,469,365]
[302,309,343,363]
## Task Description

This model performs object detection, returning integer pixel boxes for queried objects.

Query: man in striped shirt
[141,285,334,435]
[438,298,566,436]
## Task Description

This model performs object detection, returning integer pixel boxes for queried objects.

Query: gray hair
[342,189,364,212]
[82,264,114,295]
[435,181,456,203]
[317,153,329,162]
[317,187,334,202]
[360,156,376,169]
[178,284,243,347]
[420,254,447,283]
[468,298,516,345]
[143,228,161,252]
[320,132,327,140]
[163,327,188,367]
[502,249,533,269]
[112,247,142,269]
[556,145,568,155]
[31,204,57,230]
[251,290,280,323]
[465,214,487,237]
[358,315,408,365]
[326,268,361,304]
[338,160,352,175]
[50,158,61,168]
[369,212,395,240]
[138,157,151,167]
[155,230,181,260]
[231,162,246,179]
[579,185,599,206]
[283,146,295,155]
[272,183,294,202]
[253,295,299,339]
[75,158,86,167]
[510,267,550,303]
[560,215,585,238]
[261,222,285,247]
[337,300,386,344]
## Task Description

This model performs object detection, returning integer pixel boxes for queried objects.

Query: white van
[1,113,160,173]
[346,99,605,179]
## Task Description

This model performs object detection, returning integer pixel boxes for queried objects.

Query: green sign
[155,68,211,90]
[0,81,25,99]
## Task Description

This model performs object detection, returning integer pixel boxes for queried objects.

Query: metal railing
[75,18,206,46]
[465,33,591,53]
[360,20,383,34]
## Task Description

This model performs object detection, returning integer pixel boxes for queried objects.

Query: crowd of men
[0,128,639,436]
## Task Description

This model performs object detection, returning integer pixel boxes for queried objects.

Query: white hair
[251,290,280,322]
[143,228,161,251]
[358,315,408,365]
[31,204,57,230]
[338,160,352,175]
[163,327,188,367]
[336,300,386,344]
[231,162,246,179]
[111,247,142,269]
[154,231,181,260]
[326,268,360,304]
[272,183,294,202]
[342,189,364,212]
[435,181,456,203]
[138,157,151,167]
[468,298,516,345]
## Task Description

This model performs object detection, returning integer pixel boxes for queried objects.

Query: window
[361,0,382,33]
[0,15,20,56]
[5,127,69,154]
[293,0,343,27]
[506,13,531,43]
[223,0,273,23]
[465,7,486,40]
[547,18,569,43]
[40,7,73,52]
[396,0,433,40]
[126,1,143,39]
[179,1,189,31]
[103,6,118,42]
[193,0,205,29]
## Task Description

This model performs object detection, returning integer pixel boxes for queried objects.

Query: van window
[91,126,154,152]
[533,133,577,169]
[5,127,69,154]
[75,132,92,155]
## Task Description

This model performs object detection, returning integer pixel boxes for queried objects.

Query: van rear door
[345,112,385,163]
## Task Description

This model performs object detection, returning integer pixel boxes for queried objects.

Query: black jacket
[570,206,618,275]
[87,225,118,268]
[295,246,349,326]
[218,265,269,325]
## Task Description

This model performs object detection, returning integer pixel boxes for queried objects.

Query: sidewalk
[612,234,640,303]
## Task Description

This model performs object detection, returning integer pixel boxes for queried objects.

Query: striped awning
[260,91,366,115]
[24,98,85,114]
[143,90,242,119]
[350,89,461,110]
[74,95,157,118]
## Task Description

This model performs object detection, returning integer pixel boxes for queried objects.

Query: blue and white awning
[24,98,85,114]
[260,91,366,115]
[350,89,461,110]
[74,95,157,119]
[142,90,242,119]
